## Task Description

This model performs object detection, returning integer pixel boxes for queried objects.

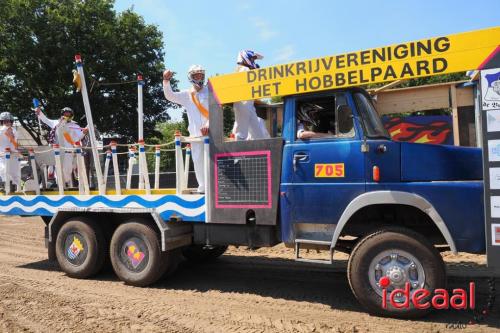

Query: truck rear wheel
[182,245,228,262]
[110,220,175,286]
[55,217,106,278]
[347,227,446,318]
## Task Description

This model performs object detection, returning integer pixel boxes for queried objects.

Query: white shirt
[296,122,305,138]
[0,126,18,154]
[38,112,85,148]
[163,81,209,137]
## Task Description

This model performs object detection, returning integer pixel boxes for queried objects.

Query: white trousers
[190,142,205,192]
[61,152,75,185]
[0,157,20,186]
[233,101,269,141]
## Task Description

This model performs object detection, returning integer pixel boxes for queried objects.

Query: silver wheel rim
[368,249,425,303]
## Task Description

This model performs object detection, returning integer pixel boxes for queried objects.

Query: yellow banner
[209,27,500,104]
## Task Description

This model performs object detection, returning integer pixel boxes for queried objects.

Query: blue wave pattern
[0,195,206,223]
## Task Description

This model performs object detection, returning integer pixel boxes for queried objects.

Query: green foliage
[0,0,178,144]
[270,96,283,103]
[366,72,469,90]
[223,105,235,137]
[401,72,469,87]
[145,120,186,171]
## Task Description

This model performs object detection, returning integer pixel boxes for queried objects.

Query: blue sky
[114,0,500,120]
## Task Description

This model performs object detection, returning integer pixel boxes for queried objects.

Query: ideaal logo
[380,279,475,310]
[380,278,496,327]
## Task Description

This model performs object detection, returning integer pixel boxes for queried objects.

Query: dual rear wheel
[55,217,180,286]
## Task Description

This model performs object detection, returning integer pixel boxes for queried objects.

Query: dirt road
[0,216,499,333]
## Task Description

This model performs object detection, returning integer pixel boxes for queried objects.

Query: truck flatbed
[0,191,205,222]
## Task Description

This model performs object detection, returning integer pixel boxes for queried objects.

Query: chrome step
[295,239,333,264]
[295,258,334,264]
[294,238,331,246]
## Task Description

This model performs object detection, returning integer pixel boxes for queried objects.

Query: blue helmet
[237,50,263,69]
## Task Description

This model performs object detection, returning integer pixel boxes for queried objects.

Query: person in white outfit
[35,106,87,186]
[163,65,209,193]
[0,112,21,188]
[232,116,271,140]
[233,50,270,141]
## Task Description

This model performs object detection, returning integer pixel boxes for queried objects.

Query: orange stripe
[63,131,75,145]
[5,132,18,149]
[190,92,209,119]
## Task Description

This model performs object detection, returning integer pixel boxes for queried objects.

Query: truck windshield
[353,92,391,139]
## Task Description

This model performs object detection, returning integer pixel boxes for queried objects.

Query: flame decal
[384,117,452,145]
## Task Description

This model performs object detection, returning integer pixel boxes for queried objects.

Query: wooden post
[138,140,151,194]
[110,141,121,195]
[103,150,111,188]
[74,142,89,195]
[451,85,460,146]
[126,146,136,190]
[53,144,64,195]
[174,130,184,194]
[138,74,144,190]
[154,145,160,189]
[4,148,11,195]
[16,155,22,192]
[28,148,40,195]
[204,136,210,220]
[184,144,191,191]
[75,55,105,194]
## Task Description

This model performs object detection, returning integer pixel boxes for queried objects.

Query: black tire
[347,227,446,318]
[55,217,106,278]
[110,220,176,286]
[182,245,228,263]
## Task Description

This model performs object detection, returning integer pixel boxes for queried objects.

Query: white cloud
[250,17,278,41]
[273,45,295,63]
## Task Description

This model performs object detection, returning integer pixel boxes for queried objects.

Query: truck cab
[279,87,485,256]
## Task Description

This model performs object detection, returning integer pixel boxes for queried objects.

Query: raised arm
[162,70,189,106]
[35,107,58,129]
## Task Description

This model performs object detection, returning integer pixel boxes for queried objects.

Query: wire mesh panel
[215,151,271,208]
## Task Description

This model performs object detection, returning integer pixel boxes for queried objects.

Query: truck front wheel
[110,220,176,286]
[55,217,106,278]
[347,227,446,318]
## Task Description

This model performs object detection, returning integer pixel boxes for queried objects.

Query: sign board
[209,26,500,104]
[214,151,271,208]
[481,67,500,272]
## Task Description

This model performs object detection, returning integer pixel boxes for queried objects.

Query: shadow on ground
[18,254,500,329]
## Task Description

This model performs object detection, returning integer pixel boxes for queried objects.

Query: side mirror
[335,105,354,135]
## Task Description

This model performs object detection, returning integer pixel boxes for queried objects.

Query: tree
[0,0,178,144]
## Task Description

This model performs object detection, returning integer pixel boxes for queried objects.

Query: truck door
[352,91,401,187]
[281,92,366,231]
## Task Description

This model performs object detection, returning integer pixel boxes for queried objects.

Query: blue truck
[1,27,499,319]
[0,85,486,319]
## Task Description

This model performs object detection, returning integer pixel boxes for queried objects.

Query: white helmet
[0,112,14,122]
[237,50,264,69]
[188,64,205,89]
